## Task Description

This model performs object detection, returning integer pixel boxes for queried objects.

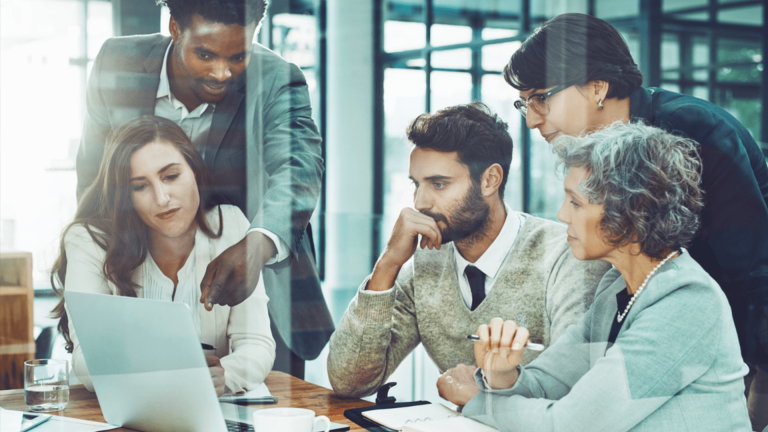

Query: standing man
[75,0,333,378]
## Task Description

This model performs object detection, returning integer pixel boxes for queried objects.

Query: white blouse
[63,205,276,393]
[140,249,202,338]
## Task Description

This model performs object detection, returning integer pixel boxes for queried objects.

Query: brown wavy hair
[50,115,222,353]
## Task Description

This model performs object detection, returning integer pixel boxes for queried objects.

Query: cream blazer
[63,205,275,393]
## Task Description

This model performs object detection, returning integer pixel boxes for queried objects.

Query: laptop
[64,291,348,432]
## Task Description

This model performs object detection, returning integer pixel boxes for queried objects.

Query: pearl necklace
[617,250,678,323]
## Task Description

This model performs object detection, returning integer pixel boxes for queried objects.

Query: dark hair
[504,13,643,100]
[50,115,222,353]
[158,0,268,29]
[406,102,513,198]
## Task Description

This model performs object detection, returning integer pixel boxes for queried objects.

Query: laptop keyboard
[225,420,255,432]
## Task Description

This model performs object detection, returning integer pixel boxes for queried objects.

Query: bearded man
[327,102,610,398]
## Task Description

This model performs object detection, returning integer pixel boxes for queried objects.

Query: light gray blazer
[75,35,333,359]
[463,251,751,432]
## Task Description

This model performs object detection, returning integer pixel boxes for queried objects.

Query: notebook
[362,403,498,432]
[219,382,277,404]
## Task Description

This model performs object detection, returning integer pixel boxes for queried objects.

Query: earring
[598,99,604,110]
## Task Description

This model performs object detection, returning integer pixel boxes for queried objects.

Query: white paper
[219,382,274,402]
[362,404,460,430]
[30,416,118,432]
[401,416,499,432]
[0,407,23,432]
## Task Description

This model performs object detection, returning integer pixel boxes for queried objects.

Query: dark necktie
[465,266,486,311]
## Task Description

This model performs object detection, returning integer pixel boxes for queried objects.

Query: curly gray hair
[552,121,704,260]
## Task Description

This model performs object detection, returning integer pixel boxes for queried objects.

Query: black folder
[343,401,431,431]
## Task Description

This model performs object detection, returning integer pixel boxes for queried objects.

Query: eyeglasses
[513,83,573,118]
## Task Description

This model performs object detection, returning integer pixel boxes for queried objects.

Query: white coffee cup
[252,407,331,432]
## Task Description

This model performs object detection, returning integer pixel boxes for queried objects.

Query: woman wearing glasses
[504,13,768,430]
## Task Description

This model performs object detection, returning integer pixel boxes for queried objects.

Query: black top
[629,87,768,367]
[608,289,633,345]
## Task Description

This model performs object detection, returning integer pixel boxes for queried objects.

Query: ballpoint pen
[466,334,545,351]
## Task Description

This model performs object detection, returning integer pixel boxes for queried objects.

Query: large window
[0,0,113,289]
[379,0,534,253]
[377,0,766,253]
[659,0,764,146]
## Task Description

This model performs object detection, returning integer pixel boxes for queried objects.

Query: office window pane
[272,14,316,69]
[430,71,472,110]
[481,74,523,211]
[0,0,105,288]
[718,39,761,84]
[435,0,522,20]
[661,33,680,80]
[431,48,471,70]
[692,69,708,82]
[692,86,709,101]
[715,89,761,141]
[532,0,588,19]
[482,41,520,72]
[618,29,642,72]
[693,37,709,66]
[529,133,565,221]
[385,21,426,53]
[431,24,472,47]
[596,0,640,19]
[482,28,518,40]
[382,68,426,244]
[87,1,112,59]
[663,0,707,13]
[661,82,682,93]
[718,39,762,65]
[718,6,763,26]
[670,11,709,21]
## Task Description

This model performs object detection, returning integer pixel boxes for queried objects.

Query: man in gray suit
[75,0,333,378]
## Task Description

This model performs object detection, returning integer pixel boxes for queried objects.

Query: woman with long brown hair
[51,115,275,396]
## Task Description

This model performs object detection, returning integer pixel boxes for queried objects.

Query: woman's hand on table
[206,356,226,397]
[436,364,481,406]
[474,317,528,390]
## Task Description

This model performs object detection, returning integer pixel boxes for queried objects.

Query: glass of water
[24,359,69,412]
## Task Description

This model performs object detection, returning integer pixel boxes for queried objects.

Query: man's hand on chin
[367,208,442,292]
[200,231,276,310]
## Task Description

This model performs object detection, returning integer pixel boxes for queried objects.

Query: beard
[420,181,491,245]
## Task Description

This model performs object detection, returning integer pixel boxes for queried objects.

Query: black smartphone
[20,413,52,431]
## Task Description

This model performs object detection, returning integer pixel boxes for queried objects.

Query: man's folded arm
[327,262,421,398]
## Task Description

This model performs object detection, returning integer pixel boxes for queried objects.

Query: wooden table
[0,371,374,431]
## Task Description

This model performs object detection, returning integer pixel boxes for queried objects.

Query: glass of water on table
[24,359,69,412]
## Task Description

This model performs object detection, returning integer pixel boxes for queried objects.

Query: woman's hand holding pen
[474,317,529,390]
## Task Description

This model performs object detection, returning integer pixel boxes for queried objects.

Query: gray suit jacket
[75,34,334,360]
[464,251,751,431]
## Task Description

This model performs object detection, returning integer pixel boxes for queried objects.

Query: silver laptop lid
[64,291,227,432]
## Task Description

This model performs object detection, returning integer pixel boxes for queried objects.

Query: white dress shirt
[154,42,289,264]
[453,205,524,309]
[63,205,276,393]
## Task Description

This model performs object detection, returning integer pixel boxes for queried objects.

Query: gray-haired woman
[437,122,751,431]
